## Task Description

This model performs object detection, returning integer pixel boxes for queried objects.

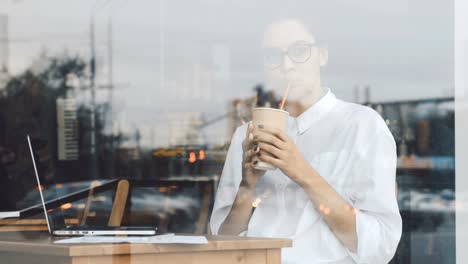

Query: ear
[319,47,328,66]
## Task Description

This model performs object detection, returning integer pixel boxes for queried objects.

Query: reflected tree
[0,54,124,210]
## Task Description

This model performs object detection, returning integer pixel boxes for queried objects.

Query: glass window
[0,1,462,263]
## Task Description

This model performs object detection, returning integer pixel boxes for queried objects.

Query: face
[262,19,328,103]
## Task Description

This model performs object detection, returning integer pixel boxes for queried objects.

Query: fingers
[242,122,255,151]
[243,150,267,178]
[258,154,284,169]
[245,121,253,137]
[244,149,256,163]
[255,126,289,143]
[257,142,284,159]
[243,162,267,176]
[253,130,285,150]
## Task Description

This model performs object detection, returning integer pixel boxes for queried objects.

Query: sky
[0,0,454,147]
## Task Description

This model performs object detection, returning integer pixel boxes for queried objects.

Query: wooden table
[0,219,80,232]
[0,232,291,264]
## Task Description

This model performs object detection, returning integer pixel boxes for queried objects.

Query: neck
[285,86,326,117]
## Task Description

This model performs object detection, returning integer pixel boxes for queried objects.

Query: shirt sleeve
[347,129,402,264]
[209,125,245,235]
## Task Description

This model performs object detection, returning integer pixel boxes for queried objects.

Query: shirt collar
[295,88,338,134]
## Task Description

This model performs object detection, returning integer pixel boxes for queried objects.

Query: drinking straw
[279,82,290,110]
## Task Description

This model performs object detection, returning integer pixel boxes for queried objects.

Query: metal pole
[89,13,97,179]
[88,0,113,179]
[159,0,165,99]
[107,14,113,134]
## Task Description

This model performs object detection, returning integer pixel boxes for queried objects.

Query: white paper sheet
[0,211,20,219]
[54,233,208,244]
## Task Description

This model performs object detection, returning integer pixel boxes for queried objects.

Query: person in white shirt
[210,19,402,264]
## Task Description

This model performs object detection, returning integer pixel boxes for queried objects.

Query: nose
[282,54,294,74]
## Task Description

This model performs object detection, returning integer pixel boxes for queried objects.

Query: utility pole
[107,15,113,132]
[106,11,116,180]
[89,0,112,179]
[159,0,165,100]
[89,11,97,179]
[90,14,96,152]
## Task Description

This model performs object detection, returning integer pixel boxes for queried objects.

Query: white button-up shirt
[210,89,402,264]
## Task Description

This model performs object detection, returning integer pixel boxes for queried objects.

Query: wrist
[235,184,256,206]
[240,178,258,190]
[297,165,321,193]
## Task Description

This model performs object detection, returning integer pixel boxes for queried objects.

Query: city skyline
[0,0,454,147]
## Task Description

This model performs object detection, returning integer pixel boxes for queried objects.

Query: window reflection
[0,1,455,263]
[369,99,455,263]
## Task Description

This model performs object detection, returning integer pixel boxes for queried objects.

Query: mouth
[283,76,303,87]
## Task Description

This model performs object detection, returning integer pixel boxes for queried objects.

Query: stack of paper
[54,234,208,244]
[0,211,20,219]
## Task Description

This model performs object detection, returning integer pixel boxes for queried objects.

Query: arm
[254,127,357,248]
[211,123,265,235]
[255,127,401,263]
[299,167,358,251]
[218,183,256,235]
[296,172,400,252]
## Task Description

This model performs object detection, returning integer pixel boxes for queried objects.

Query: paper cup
[251,107,289,170]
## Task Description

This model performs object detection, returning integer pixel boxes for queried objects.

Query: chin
[288,89,309,101]
[286,94,302,102]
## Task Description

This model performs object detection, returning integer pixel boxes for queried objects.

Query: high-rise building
[57,98,79,160]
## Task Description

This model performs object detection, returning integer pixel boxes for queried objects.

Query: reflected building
[56,98,79,161]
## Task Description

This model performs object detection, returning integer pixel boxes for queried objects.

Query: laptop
[27,135,157,236]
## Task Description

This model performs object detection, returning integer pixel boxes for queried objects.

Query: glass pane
[0,1,457,263]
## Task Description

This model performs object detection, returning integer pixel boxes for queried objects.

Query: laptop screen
[27,135,67,232]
